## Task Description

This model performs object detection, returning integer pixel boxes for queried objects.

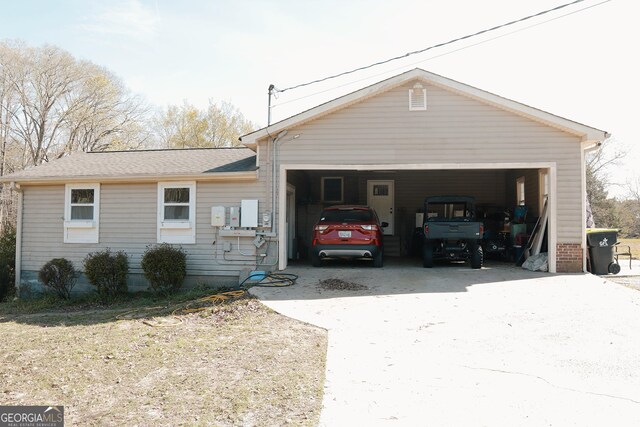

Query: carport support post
[278,165,288,270]
[549,164,557,273]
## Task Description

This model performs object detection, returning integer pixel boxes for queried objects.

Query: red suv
[311,205,387,268]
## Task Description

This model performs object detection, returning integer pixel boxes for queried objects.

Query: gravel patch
[317,278,368,291]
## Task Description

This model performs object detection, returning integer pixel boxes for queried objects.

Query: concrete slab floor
[251,259,640,426]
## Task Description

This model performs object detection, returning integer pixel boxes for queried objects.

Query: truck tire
[311,252,322,267]
[422,243,434,268]
[373,250,383,268]
[471,243,483,269]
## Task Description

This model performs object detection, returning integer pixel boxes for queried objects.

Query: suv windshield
[320,209,373,223]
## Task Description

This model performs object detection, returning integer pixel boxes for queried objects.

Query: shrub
[141,244,187,295]
[0,226,16,302]
[38,258,77,300]
[84,249,129,303]
[0,257,11,302]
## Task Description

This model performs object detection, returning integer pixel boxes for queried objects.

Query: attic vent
[409,83,427,111]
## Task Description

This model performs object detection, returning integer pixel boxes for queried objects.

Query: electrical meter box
[262,211,272,228]
[211,206,225,227]
[240,199,258,228]
[229,207,240,227]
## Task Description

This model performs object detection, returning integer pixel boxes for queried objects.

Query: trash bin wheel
[608,262,621,275]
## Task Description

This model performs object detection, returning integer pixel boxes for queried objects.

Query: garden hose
[171,290,247,316]
[115,272,297,327]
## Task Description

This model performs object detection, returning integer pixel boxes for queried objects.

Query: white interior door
[367,180,394,235]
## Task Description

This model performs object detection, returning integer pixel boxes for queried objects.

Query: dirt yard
[0,294,327,426]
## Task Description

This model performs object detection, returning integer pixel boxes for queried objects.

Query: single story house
[1,69,609,294]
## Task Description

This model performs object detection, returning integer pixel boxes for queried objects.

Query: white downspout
[271,130,289,234]
[10,182,22,298]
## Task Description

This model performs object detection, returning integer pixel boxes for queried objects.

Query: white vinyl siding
[266,79,584,244]
[64,183,100,243]
[157,182,196,244]
[20,181,270,277]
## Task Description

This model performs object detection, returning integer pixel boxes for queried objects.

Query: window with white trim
[64,183,100,243]
[516,176,526,206]
[321,177,343,203]
[157,182,196,244]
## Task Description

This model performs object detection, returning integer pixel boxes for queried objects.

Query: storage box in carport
[586,228,620,275]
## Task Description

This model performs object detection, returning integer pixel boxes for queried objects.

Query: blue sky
[1,0,638,196]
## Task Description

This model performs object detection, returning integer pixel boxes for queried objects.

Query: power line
[273,0,589,94]
[271,0,611,109]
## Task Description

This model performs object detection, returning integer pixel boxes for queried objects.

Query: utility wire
[271,0,611,109]
[274,0,588,94]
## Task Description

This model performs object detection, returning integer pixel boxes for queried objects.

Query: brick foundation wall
[556,243,583,273]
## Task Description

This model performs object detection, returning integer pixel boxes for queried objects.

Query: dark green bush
[38,258,77,300]
[84,249,129,303]
[0,226,16,302]
[141,244,187,295]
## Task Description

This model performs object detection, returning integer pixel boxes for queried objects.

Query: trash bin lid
[586,228,619,246]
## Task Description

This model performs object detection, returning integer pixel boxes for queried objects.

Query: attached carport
[278,162,556,271]
[240,69,609,275]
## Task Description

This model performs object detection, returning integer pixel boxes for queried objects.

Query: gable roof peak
[240,68,608,145]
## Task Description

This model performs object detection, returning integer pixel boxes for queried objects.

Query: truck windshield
[426,202,471,221]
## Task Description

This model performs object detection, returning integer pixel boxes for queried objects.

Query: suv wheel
[422,243,434,268]
[471,243,483,269]
[311,252,322,267]
[373,250,383,268]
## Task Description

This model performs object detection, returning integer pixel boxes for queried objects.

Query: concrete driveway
[250,260,640,426]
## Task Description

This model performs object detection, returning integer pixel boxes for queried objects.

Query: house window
[516,176,526,206]
[64,183,100,243]
[158,182,196,244]
[321,177,343,203]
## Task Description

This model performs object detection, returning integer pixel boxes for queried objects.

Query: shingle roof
[1,147,257,182]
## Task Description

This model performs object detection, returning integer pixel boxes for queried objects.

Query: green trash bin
[586,228,621,275]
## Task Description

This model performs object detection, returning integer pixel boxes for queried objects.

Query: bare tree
[2,44,150,168]
[61,64,151,154]
[0,42,21,230]
[587,138,627,186]
[0,41,151,227]
[205,101,255,147]
[586,138,626,228]
[156,100,255,148]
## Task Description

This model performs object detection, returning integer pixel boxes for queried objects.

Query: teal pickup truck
[422,196,483,269]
